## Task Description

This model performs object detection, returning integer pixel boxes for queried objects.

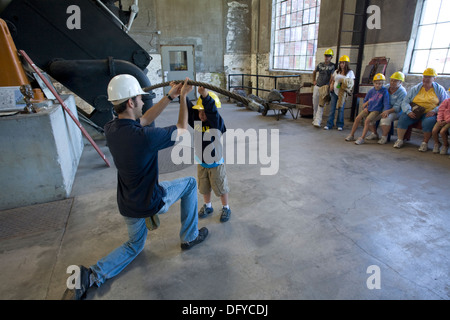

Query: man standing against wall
[312,49,336,128]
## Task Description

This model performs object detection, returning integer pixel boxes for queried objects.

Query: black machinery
[0,0,155,127]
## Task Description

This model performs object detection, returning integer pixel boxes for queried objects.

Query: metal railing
[227,74,301,97]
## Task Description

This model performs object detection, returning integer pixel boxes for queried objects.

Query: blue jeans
[397,113,437,133]
[90,177,198,287]
[326,91,345,129]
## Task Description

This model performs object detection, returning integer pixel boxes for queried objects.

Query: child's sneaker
[220,207,231,223]
[440,146,449,155]
[366,132,379,140]
[323,126,330,130]
[198,204,213,218]
[433,143,441,154]
[355,137,365,145]
[378,136,388,145]
[345,135,355,141]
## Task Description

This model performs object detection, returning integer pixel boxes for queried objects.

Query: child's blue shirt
[363,87,390,112]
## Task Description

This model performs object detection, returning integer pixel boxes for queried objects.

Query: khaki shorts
[197,164,230,196]
[433,122,450,133]
[358,109,380,124]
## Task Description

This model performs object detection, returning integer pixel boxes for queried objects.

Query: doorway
[161,45,196,100]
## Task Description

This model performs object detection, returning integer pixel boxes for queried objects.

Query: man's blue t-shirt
[104,118,177,218]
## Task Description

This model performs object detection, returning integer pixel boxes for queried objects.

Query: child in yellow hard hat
[431,87,450,155]
[345,73,390,145]
[186,87,232,223]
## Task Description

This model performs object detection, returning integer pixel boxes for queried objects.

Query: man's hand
[408,112,417,119]
[168,81,183,99]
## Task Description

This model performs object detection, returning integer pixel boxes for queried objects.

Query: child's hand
[198,86,208,98]
[180,78,193,97]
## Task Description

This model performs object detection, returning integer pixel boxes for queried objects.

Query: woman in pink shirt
[432,89,450,155]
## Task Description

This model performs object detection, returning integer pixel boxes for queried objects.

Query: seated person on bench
[393,68,447,152]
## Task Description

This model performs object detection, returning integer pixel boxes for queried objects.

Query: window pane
[300,56,306,70]
[432,22,450,49]
[310,7,316,23]
[415,25,435,49]
[286,0,292,13]
[444,53,450,74]
[410,50,430,73]
[438,0,450,22]
[421,0,441,25]
[303,9,311,24]
[428,49,448,73]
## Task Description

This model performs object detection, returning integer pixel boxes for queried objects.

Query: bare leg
[441,128,449,147]
[397,128,407,140]
[220,193,228,207]
[203,192,212,204]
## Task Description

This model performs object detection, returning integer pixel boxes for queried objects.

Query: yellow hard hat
[324,49,334,56]
[192,92,221,110]
[423,68,437,77]
[373,73,386,81]
[339,55,350,62]
[390,71,405,82]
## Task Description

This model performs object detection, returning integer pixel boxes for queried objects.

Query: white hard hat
[107,74,148,105]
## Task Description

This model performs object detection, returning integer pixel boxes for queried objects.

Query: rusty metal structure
[0,0,154,127]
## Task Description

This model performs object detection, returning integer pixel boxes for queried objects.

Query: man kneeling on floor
[62,76,208,300]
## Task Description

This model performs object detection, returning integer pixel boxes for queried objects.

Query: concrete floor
[0,102,449,300]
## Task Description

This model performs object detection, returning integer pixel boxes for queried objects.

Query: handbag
[410,103,426,118]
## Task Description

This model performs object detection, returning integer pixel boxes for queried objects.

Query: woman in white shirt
[324,55,355,131]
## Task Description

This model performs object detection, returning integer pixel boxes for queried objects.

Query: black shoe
[61,265,92,300]
[220,207,231,223]
[181,227,209,250]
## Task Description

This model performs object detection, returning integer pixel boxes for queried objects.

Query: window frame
[408,0,450,75]
[271,0,321,72]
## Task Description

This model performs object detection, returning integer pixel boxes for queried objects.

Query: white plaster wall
[146,54,164,101]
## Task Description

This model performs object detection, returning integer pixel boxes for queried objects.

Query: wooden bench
[404,121,422,141]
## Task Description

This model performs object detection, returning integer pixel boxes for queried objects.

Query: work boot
[61,265,92,300]
[181,227,209,250]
